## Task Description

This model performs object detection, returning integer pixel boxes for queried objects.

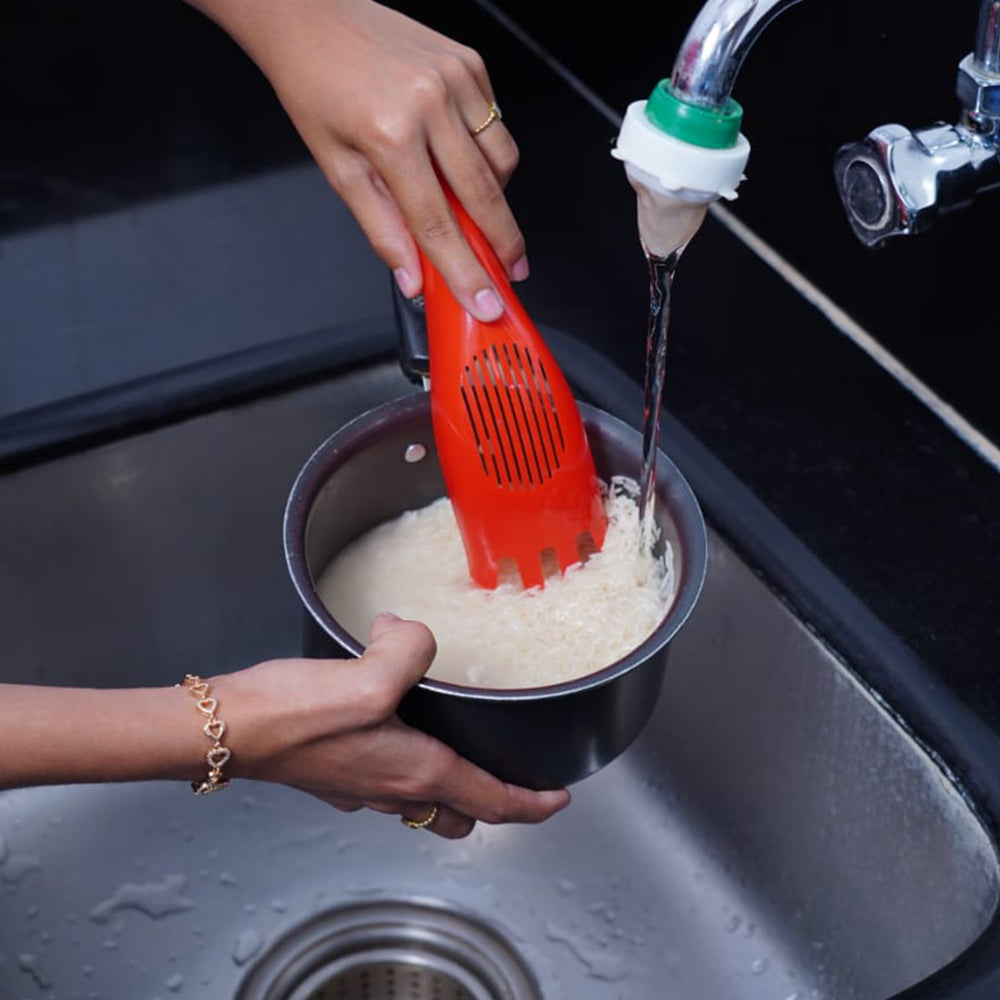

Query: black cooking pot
[283,389,707,790]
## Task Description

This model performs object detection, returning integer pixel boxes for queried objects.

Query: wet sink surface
[0,363,997,999]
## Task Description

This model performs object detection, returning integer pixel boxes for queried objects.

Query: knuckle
[367,112,414,152]
[410,68,449,111]
[320,154,364,197]
[461,47,489,85]
[395,773,435,802]
[437,51,469,87]
[478,803,507,825]
[365,233,401,267]
[418,210,456,244]
[410,746,456,798]
[475,177,506,210]
[423,758,454,796]
[503,231,527,266]
[350,674,397,724]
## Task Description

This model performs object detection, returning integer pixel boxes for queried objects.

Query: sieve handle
[391,274,430,387]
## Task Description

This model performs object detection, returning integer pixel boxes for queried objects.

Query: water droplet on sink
[725,914,741,933]
[0,835,8,866]
[544,921,627,982]
[557,879,576,895]
[269,899,289,914]
[90,874,195,924]
[18,952,51,990]
[219,871,238,887]
[751,957,769,975]
[232,929,263,966]
[2,854,42,884]
[166,972,185,992]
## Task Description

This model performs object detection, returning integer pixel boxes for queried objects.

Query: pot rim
[284,392,707,704]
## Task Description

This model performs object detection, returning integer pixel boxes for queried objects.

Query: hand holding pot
[0,615,569,838]
[214,613,571,838]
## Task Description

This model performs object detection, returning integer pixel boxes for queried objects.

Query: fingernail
[473,288,503,321]
[374,611,401,625]
[511,255,530,282]
[393,267,420,298]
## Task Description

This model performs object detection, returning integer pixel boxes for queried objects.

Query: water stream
[638,249,681,554]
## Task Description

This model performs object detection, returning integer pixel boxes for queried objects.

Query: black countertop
[2,0,999,830]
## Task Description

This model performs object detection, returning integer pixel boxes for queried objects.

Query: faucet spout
[669,0,809,110]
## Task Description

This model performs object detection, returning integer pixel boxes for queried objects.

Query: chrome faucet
[834,0,1000,245]
[668,0,808,110]
[666,0,1000,246]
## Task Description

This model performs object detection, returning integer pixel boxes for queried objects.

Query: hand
[189,0,528,320]
[216,613,570,839]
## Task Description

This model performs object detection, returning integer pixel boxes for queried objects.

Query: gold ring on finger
[472,102,503,136]
[401,803,439,830]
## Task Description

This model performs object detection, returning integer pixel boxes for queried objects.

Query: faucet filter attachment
[613,81,750,202]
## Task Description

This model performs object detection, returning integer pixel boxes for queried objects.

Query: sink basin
[0,358,997,1000]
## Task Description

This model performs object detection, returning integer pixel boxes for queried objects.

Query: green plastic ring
[644,80,743,150]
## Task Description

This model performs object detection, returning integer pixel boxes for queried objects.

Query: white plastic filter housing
[612,99,751,203]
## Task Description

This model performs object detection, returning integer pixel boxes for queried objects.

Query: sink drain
[235,899,542,1000]
[298,961,472,1000]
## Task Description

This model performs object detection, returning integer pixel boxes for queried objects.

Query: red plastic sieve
[419,188,607,590]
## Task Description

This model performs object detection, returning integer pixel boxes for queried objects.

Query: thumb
[361,613,438,695]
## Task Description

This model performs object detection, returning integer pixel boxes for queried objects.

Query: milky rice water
[317,476,675,689]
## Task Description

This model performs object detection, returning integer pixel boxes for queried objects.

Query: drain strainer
[235,899,542,1000]
[298,960,472,1000]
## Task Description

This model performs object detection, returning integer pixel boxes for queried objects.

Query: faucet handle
[833,122,999,246]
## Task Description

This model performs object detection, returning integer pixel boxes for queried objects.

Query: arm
[0,614,569,839]
[185,0,530,320]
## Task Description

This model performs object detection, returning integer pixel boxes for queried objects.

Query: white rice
[316,476,675,689]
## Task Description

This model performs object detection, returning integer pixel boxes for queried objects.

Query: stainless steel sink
[1,361,997,1000]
